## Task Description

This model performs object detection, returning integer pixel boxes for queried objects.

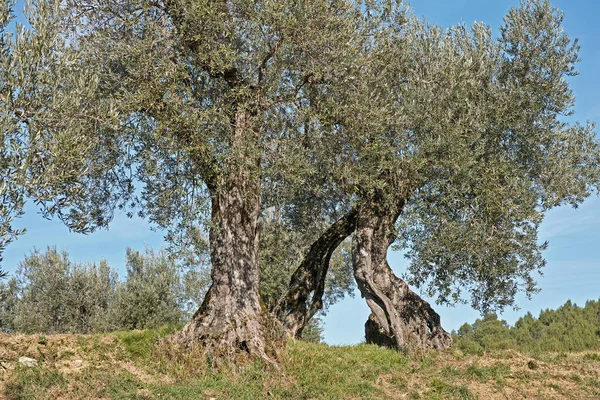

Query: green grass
[424,379,475,400]
[570,373,583,383]
[583,353,600,362]
[4,366,67,399]
[281,342,411,399]
[2,328,600,399]
[586,377,600,388]
[2,332,415,400]
[113,325,180,360]
[464,363,510,382]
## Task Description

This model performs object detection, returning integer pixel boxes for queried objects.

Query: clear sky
[2,1,600,345]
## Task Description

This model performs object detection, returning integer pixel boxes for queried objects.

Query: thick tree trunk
[275,209,358,338]
[353,199,452,352]
[178,108,268,357]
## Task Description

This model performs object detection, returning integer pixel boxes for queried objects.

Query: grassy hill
[0,328,599,399]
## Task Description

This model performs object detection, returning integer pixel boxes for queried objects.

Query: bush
[0,277,19,332]
[2,241,347,339]
[11,247,117,334]
[111,247,184,330]
[2,246,205,334]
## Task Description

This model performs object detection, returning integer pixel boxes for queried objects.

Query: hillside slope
[0,329,599,399]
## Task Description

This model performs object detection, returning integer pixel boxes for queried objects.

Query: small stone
[18,357,37,367]
[73,360,84,368]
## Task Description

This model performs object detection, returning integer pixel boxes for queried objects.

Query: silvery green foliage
[112,247,184,330]
[1,0,598,317]
[0,276,18,331]
[2,0,389,245]
[256,0,599,314]
[68,259,119,333]
[301,317,325,343]
[259,212,355,312]
[179,263,211,319]
[391,2,600,313]
[12,247,118,333]
[168,228,211,318]
[0,0,25,271]
[261,1,599,314]
[1,246,206,333]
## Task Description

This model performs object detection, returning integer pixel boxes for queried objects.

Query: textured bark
[178,108,267,357]
[353,199,452,352]
[275,209,358,338]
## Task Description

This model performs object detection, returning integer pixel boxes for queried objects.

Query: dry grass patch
[1,329,599,399]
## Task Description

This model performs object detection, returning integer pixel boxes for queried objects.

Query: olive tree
[112,247,184,330]
[1,0,386,358]
[0,0,25,278]
[11,247,118,334]
[278,0,600,350]
[1,0,598,357]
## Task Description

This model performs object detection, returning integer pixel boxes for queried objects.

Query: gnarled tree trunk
[275,209,358,338]
[178,108,267,357]
[353,198,452,352]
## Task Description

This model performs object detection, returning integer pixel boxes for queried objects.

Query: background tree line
[5,243,599,356]
[0,246,201,334]
[0,241,352,341]
[453,299,600,354]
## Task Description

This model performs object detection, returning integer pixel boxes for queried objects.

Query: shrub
[11,247,118,334]
[111,247,184,330]
[0,277,19,332]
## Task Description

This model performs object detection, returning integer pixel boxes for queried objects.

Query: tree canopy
[0,0,598,356]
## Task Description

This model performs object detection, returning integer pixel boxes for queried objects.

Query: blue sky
[2,1,600,345]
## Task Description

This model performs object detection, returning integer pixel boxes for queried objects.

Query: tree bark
[275,209,358,338]
[178,108,268,357]
[353,198,452,352]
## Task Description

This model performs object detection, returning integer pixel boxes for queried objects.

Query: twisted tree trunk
[353,198,452,352]
[178,108,268,357]
[275,209,358,338]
